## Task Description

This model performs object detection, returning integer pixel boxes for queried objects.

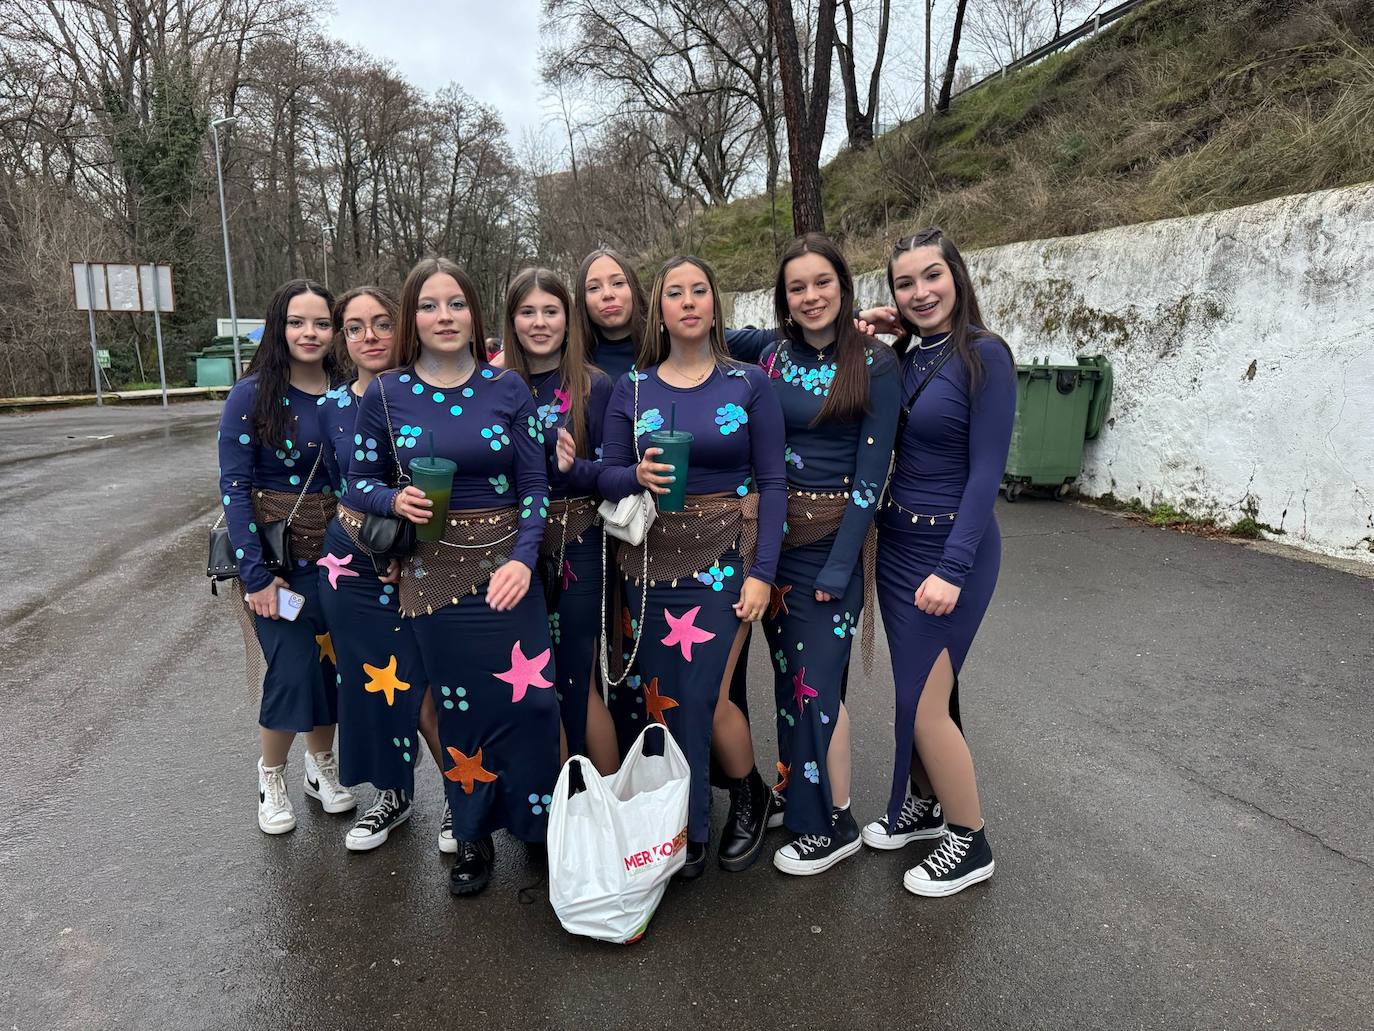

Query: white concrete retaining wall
[729,184,1374,562]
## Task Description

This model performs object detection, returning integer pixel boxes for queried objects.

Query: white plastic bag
[547,723,690,944]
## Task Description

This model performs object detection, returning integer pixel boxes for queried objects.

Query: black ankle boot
[676,840,707,880]
[718,767,769,871]
[448,834,494,896]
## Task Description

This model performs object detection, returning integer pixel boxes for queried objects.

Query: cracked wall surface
[729,183,1374,561]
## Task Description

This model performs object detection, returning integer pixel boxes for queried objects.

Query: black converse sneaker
[772,806,862,876]
[765,786,787,830]
[344,789,411,852]
[903,823,994,897]
[861,793,946,850]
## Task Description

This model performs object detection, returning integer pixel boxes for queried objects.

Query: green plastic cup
[409,455,457,542]
[649,429,692,513]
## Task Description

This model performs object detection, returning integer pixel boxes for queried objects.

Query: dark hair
[395,257,487,369]
[246,278,337,447]
[573,249,646,363]
[502,267,597,458]
[640,255,733,369]
[886,227,1005,392]
[773,232,870,425]
[331,286,400,378]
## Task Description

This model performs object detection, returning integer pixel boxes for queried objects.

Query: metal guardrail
[951,0,1153,103]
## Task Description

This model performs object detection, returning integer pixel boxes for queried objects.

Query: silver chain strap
[600,370,650,687]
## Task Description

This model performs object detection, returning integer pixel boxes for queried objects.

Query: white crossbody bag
[597,371,657,547]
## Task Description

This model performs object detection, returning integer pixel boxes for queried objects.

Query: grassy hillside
[687,0,1374,291]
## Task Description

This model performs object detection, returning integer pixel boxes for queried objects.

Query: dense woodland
[8,0,1358,397]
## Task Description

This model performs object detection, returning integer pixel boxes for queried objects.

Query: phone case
[277,587,306,621]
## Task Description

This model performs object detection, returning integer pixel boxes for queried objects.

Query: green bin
[1002,355,1113,501]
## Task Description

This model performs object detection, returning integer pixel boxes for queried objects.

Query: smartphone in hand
[276,587,306,622]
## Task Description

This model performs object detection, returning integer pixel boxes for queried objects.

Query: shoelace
[441,804,452,833]
[314,752,342,790]
[794,833,832,856]
[888,794,932,830]
[356,791,401,832]
[261,768,289,810]
[923,829,973,877]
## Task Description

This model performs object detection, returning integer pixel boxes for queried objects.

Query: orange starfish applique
[443,746,498,794]
[315,633,336,666]
[362,654,411,706]
[774,761,791,794]
[767,583,792,621]
[643,677,679,725]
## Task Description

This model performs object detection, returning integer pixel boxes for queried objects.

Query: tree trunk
[936,0,970,114]
[770,0,837,234]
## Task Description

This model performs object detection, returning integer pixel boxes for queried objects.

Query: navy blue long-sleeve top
[319,381,364,478]
[892,333,1016,587]
[589,326,780,383]
[597,363,788,585]
[527,365,613,499]
[759,339,901,596]
[345,365,549,570]
[216,375,342,593]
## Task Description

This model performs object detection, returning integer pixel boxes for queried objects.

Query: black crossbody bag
[207,445,324,581]
[895,343,959,454]
[357,375,417,571]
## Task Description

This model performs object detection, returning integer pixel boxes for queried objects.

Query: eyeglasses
[343,318,395,341]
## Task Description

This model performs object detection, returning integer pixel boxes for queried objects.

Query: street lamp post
[321,223,335,290]
[211,115,242,378]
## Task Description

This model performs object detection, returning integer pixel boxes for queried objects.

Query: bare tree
[936,0,971,114]
[834,0,891,149]
[770,0,838,233]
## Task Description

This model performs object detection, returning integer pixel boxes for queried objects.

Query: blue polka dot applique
[432,391,445,402]
[399,373,412,383]
[237,433,250,445]
[234,548,244,559]
[289,475,301,486]
[248,521,257,533]
[481,368,495,379]
[449,404,464,416]
[222,494,231,506]
[714,403,748,435]
[462,387,475,397]
[412,382,424,395]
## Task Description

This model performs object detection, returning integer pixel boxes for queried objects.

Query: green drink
[649,429,692,513]
[409,455,456,542]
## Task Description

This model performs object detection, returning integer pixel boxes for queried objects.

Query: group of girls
[215,227,1015,900]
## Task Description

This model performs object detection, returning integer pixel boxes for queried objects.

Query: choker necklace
[916,332,953,351]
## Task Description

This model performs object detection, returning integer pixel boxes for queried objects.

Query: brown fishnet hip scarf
[783,488,877,675]
[540,496,599,559]
[618,490,760,587]
[397,504,522,617]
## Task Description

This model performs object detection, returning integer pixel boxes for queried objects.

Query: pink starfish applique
[561,559,578,591]
[553,387,571,414]
[661,605,716,662]
[494,640,553,702]
[792,666,818,712]
[316,552,360,590]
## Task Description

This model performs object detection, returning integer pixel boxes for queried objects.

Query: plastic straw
[428,430,435,461]
[670,402,677,434]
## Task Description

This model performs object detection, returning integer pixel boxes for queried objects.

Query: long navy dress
[316,382,429,793]
[347,364,558,843]
[758,340,900,835]
[877,333,1015,828]
[598,362,786,843]
[217,376,341,731]
[527,365,613,757]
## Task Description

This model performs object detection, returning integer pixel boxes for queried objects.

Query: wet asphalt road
[2,402,1370,1031]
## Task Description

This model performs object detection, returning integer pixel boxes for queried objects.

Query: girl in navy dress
[317,286,448,852]
[502,268,618,773]
[347,258,557,897]
[598,256,787,879]
[755,234,901,876]
[216,279,356,834]
[865,228,1015,897]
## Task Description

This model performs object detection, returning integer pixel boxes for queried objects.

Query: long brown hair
[331,285,399,379]
[572,248,647,365]
[502,267,596,457]
[247,278,338,447]
[886,227,1005,392]
[394,257,487,369]
[772,232,871,425]
[640,255,733,370]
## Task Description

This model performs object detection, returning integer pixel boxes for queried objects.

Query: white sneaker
[345,790,411,851]
[438,801,457,854]
[258,758,296,835]
[303,750,357,814]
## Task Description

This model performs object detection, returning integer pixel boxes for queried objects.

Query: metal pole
[83,263,103,407]
[151,269,168,408]
[211,117,241,378]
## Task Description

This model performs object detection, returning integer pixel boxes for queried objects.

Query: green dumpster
[192,338,258,387]
[1002,355,1113,501]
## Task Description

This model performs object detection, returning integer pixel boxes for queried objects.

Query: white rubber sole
[903,859,995,897]
[344,806,411,852]
[258,810,297,835]
[772,835,863,876]
[861,821,946,850]
[303,779,357,814]
[438,830,457,854]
